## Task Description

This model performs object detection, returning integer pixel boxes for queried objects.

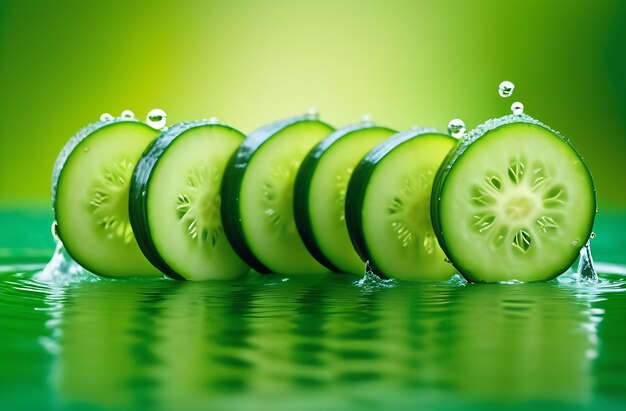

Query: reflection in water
[29,271,618,410]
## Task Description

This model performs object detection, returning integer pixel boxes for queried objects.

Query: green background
[1,0,625,206]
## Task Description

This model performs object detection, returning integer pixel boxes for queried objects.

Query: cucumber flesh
[432,114,596,283]
[130,121,250,281]
[345,128,457,281]
[52,118,161,278]
[294,123,396,274]
[221,115,335,275]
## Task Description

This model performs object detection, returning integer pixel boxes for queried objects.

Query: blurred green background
[1,0,625,206]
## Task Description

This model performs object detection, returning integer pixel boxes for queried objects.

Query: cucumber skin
[221,115,335,274]
[51,118,158,276]
[430,114,597,283]
[129,120,246,280]
[293,123,397,273]
[345,127,441,279]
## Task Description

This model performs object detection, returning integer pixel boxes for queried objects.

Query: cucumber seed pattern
[176,165,223,247]
[470,158,566,253]
[335,167,353,222]
[90,157,135,243]
[262,158,300,234]
[387,170,436,254]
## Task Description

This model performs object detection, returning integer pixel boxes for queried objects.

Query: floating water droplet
[121,109,135,119]
[498,81,515,98]
[146,108,167,129]
[361,113,373,123]
[447,119,466,138]
[590,232,596,239]
[100,113,114,121]
[306,107,319,120]
[51,221,60,242]
[208,117,219,123]
[511,102,524,115]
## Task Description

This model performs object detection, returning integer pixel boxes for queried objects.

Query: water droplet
[498,81,515,98]
[511,102,524,115]
[447,119,466,138]
[100,113,114,121]
[51,221,60,242]
[444,257,451,264]
[83,147,89,153]
[590,232,596,239]
[208,117,219,123]
[146,108,167,129]
[306,107,319,120]
[577,240,597,282]
[121,109,135,119]
[361,113,373,123]
[571,240,579,247]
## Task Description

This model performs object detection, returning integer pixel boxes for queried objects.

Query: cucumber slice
[294,122,396,274]
[51,118,161,278]
[129,121,250,281]
[345,128,457,281]
[221,114,335,275]
[431,114,596,283]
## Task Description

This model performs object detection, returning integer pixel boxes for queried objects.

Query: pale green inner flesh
[55,122,161,278]
[241,121,334,274]
[440,123,595,282]
[148,126,249,280]
[362,134,457,281]
[308,128,395,274]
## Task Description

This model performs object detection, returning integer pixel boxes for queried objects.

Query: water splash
[146,108,167,130]
[577,241,598,282]
[499,81,515,98]
[120,109,135,119]
[511,102,525,115]
[447,119,466,138]
[33,241,99,286]
[99,113,114,121]
[353,261,397,291]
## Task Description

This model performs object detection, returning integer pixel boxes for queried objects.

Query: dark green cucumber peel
[129,120,244,280]
[345,127,439,279]
[221,114,335,274]
[430,114,597,283]
[51,118,158,276]
[293,122,397,272]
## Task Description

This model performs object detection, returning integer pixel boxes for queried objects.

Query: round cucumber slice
[129,121,250,281]
[51,118,162,278]
[221,114,335,275]
[345,128,457,281]
[432,114,596,283]
[294,122,396,274]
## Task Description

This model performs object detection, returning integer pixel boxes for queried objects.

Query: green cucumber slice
[51,118,161,278]
[294,122,396,274]
[431,114,596,283]
[221,114,335,275]
[129,121,250,281]
[345,128,457,281]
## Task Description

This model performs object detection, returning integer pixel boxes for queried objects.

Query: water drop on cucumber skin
[121,109,135,119]
[361,113,373,124]
[511,102,524,115]
[307,107,319,120]
[146,108,167,130]
[447,119,466,138]
[499,81,515,97]
[100,113,114,121]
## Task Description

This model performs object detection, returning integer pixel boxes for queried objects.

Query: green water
[1,209,626,411]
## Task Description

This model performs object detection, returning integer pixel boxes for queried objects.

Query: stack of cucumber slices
[51,109,596,283]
